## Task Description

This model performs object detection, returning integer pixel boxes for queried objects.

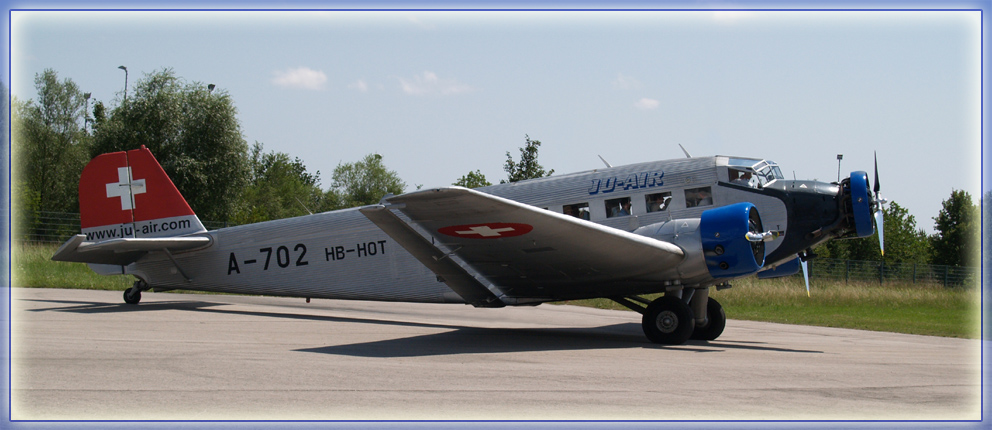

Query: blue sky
[8,7,985,233]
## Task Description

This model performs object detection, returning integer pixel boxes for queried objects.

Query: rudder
[79,146,206,240]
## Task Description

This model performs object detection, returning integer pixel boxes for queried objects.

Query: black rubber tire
[690,298,726,341]
[642,296,695,345]
[123,287,141,305]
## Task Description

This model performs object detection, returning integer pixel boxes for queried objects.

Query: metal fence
[804,258,978,288]
[18,211,980,288]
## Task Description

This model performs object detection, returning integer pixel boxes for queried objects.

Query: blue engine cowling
[847,171,875,238]
[633,202,767,285]
[699,202,765,278]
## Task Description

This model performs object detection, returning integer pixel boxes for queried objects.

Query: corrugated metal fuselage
[126,156,800,304]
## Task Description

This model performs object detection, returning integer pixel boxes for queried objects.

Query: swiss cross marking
[106,167,146,211]
[455,226,515,237]
[438,223,534,239]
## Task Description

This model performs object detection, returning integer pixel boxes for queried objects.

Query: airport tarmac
[8,287,982,421]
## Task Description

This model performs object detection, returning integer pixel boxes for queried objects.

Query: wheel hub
[656,310,678,333]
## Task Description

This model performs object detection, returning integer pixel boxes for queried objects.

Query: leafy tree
[92,68,249,222]
[328,153,406,208]
[453,170,492,188]
[930,189,979,267]
[12,69,90,215]
[232,142,323,224]
[502,134,554,183]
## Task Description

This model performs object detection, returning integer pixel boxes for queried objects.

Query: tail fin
[79,146,206,240]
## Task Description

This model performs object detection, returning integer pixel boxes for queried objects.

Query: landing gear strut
[123,280,148,305]
[690,297,726,341]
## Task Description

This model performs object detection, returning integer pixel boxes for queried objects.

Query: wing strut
[360,205,506,308]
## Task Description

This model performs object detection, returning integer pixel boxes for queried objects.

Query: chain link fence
[18,212,979,288]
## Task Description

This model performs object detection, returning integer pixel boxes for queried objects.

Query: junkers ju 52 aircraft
[53,146,885,345]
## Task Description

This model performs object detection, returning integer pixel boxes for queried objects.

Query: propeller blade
[800,257,810,298]
[873,151,880,195]
[875,209,885,257]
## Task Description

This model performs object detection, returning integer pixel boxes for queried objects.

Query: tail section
[80,146,206,240]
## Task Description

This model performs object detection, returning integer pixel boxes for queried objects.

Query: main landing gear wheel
[642,296,695,345]
[690,298,726,341]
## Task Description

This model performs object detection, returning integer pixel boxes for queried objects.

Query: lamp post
[118,65,128,102]
[208,84,215,93]
[836,154,843,182]
[83,92,91,133]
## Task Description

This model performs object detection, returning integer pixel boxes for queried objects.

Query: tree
[328,153,406,208]
[453,170,492,188]
[92,68,249,222]
[502,134,554,183]
[12,69,90,215]
[930,189,979,267]
[232,142,323,224]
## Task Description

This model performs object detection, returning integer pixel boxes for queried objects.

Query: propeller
[800,258,810,298]
[798,251,811,297]
[872,152,887,257]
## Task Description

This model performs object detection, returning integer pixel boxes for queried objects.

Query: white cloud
[613,73,642,90]
[348,79,369,92]
[634,98,659,110]
[271,67,327,90]
[399,71,474,96]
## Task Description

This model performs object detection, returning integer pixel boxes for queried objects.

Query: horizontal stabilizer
[52,234,212,266]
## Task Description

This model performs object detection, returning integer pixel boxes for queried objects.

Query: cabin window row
[560,187,712,220]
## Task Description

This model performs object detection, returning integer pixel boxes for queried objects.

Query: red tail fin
[79,146,206,240]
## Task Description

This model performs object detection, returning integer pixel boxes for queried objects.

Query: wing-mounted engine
[633,202,766,285]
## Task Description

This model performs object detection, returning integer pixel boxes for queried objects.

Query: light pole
[118,65,128,102]
[208,84,215,93]
[836,154,843,182]
[83,92,91,133]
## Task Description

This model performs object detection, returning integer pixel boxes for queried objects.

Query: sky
[7,6,986,234]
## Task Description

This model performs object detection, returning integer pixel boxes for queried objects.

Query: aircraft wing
[360,187,685,304]
[51,234,212,266]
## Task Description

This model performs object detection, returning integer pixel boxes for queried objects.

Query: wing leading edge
[361,187,686,303]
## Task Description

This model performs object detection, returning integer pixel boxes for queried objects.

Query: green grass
[13,243,983,339]
[565,277,981,339]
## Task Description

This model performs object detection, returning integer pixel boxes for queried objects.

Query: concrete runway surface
[8,288,981,421]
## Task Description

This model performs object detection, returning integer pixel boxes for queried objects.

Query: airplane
[52,146,884,345]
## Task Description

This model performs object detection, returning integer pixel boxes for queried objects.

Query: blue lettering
[588,179,601,195]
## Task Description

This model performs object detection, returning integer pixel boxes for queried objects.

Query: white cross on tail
[106,167,146,211]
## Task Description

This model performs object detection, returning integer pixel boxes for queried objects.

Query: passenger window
[563,202,591,220]
[605,197,632,218]
[645,192,672,212]
[685,187,713,208]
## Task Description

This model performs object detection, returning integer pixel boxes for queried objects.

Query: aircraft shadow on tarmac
[22,298,824,356]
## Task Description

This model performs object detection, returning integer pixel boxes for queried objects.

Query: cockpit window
[728,158,783,187]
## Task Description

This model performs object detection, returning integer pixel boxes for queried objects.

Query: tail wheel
[642,296,695,345]
[123,280,145,305]
[690,298,726,341]
[123,287,141,305]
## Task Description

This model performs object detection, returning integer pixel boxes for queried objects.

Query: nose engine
[842,171,876,239]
